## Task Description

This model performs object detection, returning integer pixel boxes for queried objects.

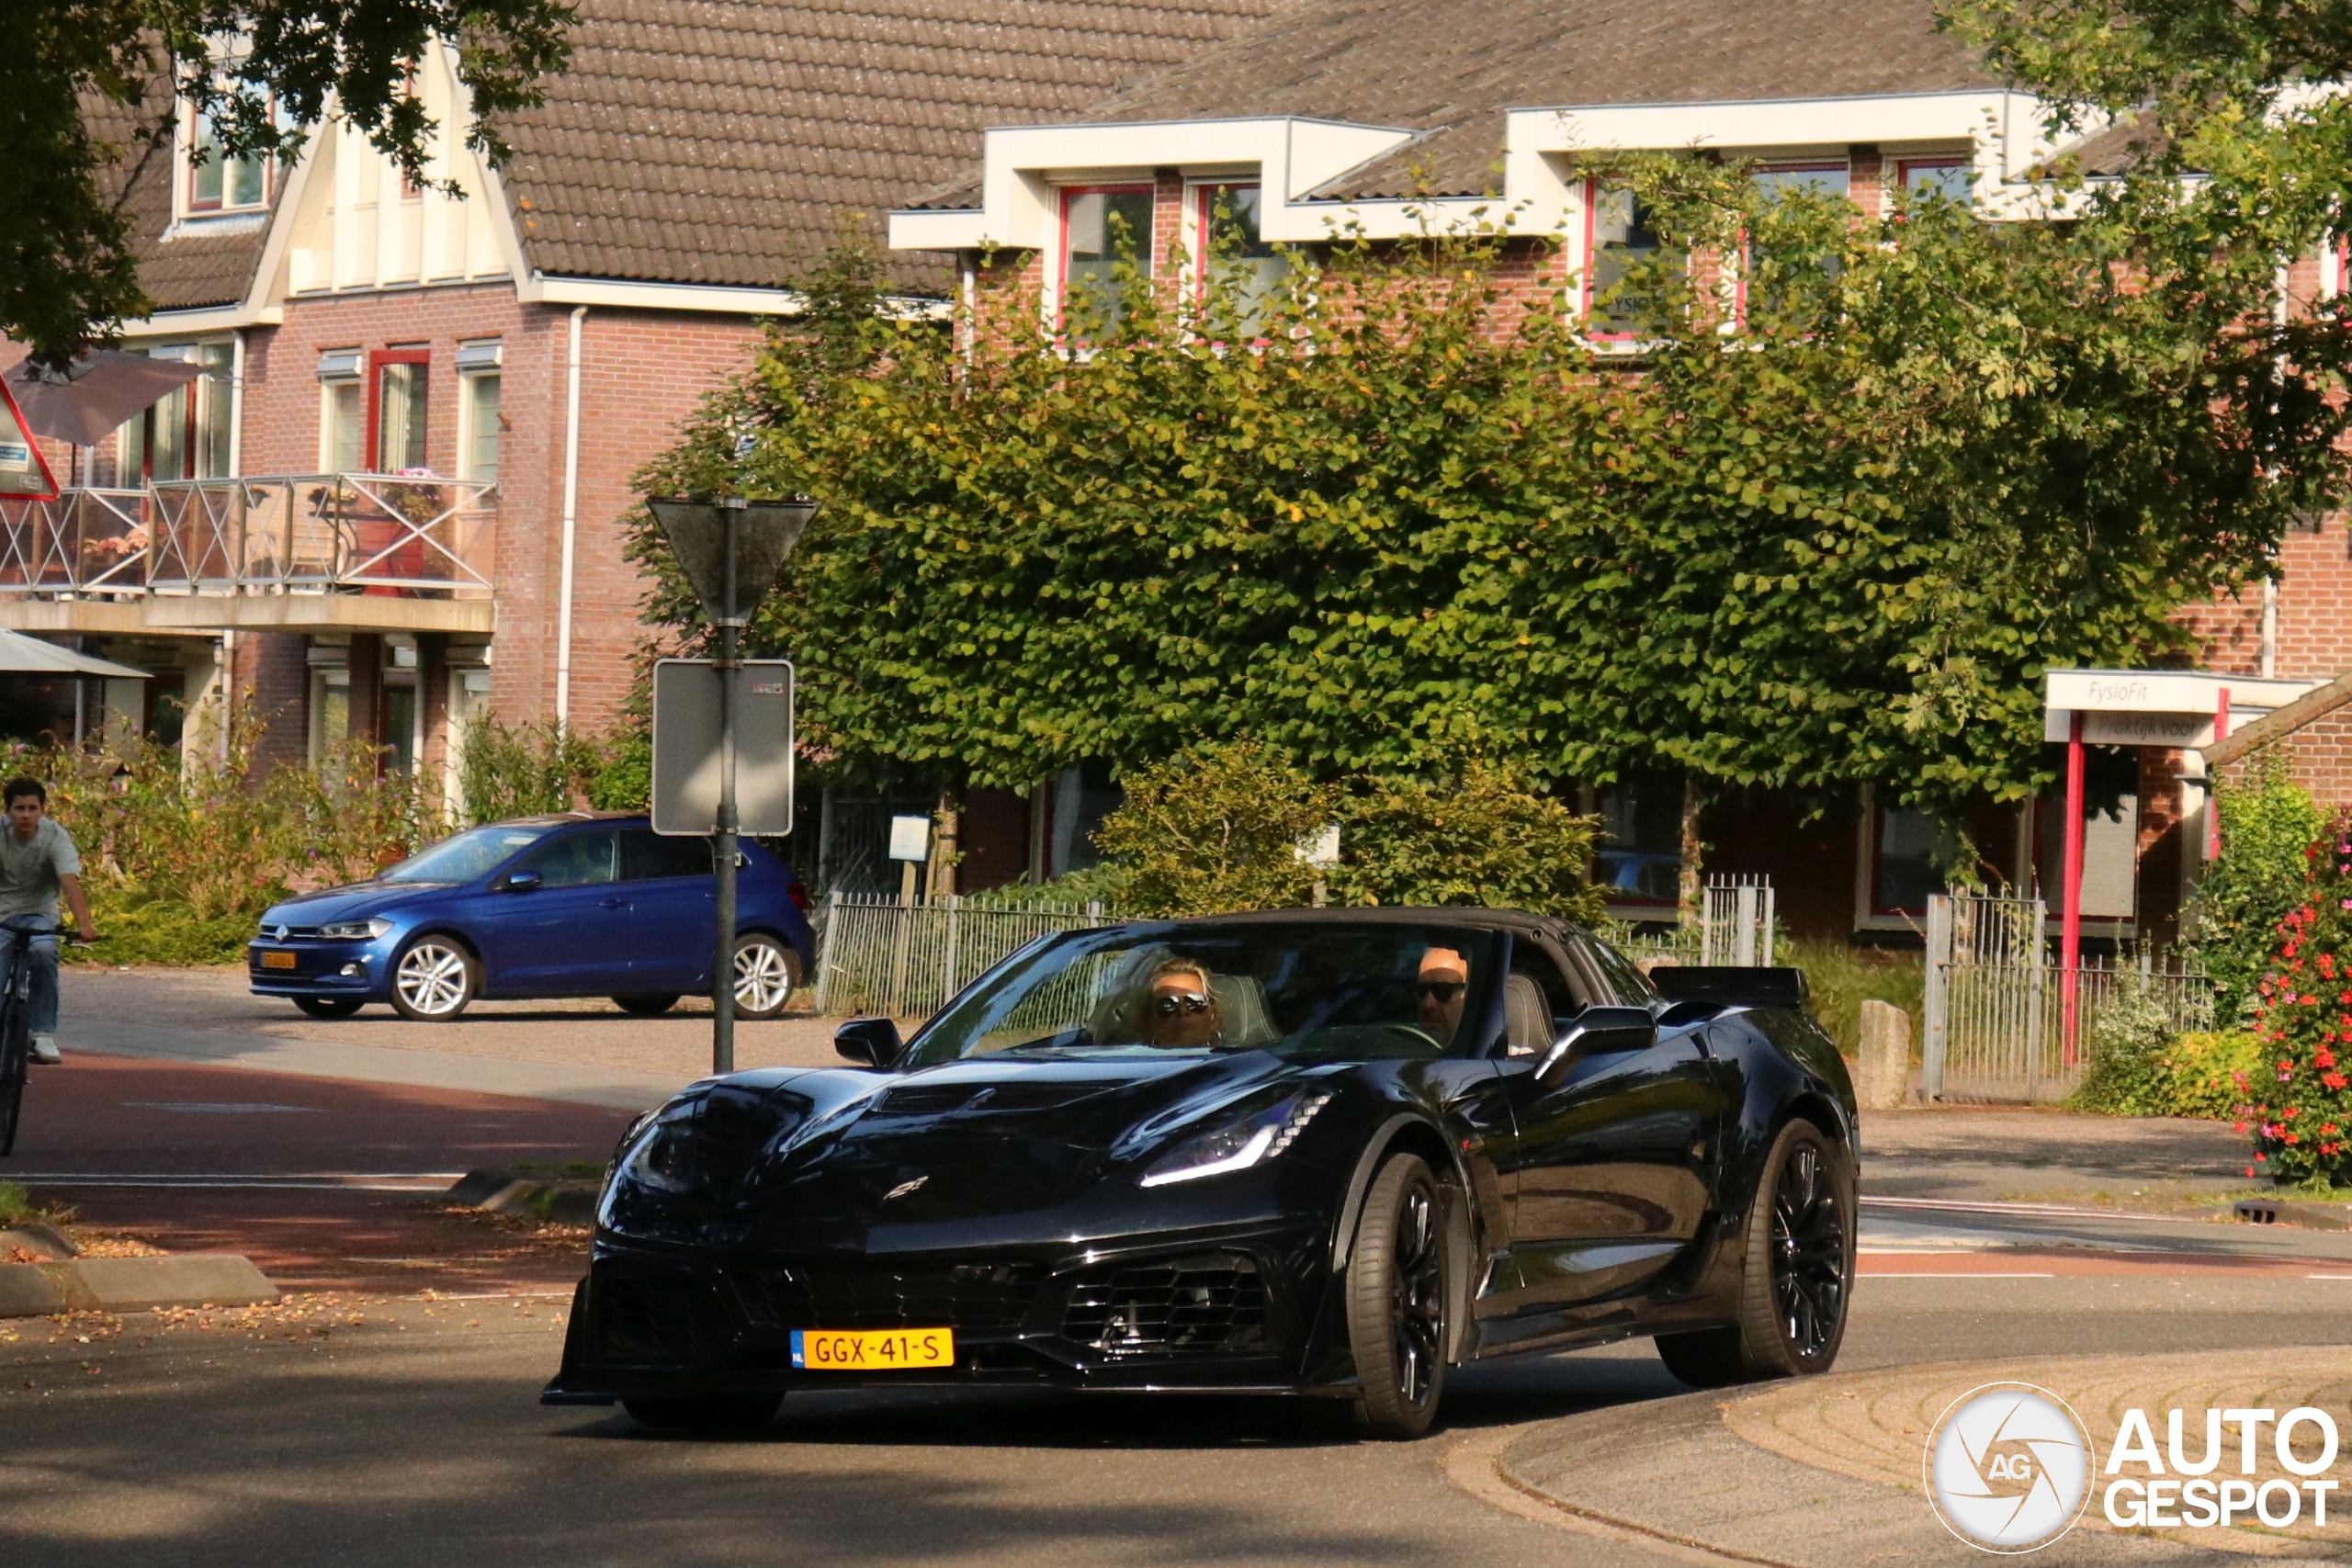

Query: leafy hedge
[2074,1026,2266,1120]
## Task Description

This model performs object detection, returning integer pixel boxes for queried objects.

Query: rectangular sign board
[651,658,795,836]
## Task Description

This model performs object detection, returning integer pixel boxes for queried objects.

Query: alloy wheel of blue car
[731,935,798,1021]
[394,939,477,1021]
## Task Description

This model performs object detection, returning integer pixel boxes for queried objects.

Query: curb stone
[449,1168,599,1227]
[0,1254,277,1317]
[2234,1197,2352,1230]
[0,1221,78,1258]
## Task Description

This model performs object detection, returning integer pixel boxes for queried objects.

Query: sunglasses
[1153,990,1213,1016]
[1416,981,1465,1002]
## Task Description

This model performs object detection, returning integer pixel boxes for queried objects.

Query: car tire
[292,997,364,1020]
[389,937,478,1022]
[1341,1152,1449,1440]
[612,994,680,1017]
[1656,1117,1854,1388]
[731,935,799,1021]
[623,1393,781,1435]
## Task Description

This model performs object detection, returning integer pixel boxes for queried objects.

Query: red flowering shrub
[2243,809,2352,1186]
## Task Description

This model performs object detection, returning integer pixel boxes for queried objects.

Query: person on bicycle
[0,777,95,1064]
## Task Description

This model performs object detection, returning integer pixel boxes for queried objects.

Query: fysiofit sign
[1924,1385,2344,1553]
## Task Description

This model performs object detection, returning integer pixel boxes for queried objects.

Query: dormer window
[1898,159,1971,203]
[1058,186,1153,332]
[1191,183,1286,327]
[1584,184,1666,340]
[187,105,269,213]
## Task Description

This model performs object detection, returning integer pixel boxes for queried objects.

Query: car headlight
[317,917,392,941]
[1139,1089,1333,1189]
[598,1086,808,1236]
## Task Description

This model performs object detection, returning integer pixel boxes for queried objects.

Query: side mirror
[834,1016,903,1068]
[1536,1005,1657,1086]
[503,869,543,893]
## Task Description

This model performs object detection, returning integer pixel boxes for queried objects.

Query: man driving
[1145,960,1223,1049]
[1416,945,1469,1046]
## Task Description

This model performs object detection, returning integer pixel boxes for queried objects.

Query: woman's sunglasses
[1153,990,1213,1016]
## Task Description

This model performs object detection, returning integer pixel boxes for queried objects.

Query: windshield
[379,823,550,885]
[902,920,1506,1069]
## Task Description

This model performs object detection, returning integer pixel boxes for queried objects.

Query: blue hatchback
[247,812,817,1021]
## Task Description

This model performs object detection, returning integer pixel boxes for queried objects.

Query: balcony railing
[0,474,496,601]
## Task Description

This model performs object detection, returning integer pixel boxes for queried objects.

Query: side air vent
[1063,1252,1267,1354]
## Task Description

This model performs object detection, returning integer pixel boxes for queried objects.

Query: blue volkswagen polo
[247,812,817,1021]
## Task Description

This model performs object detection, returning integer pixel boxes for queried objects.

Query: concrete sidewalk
[1467,1345,2350,1566]
[1863,1106,2257,1211]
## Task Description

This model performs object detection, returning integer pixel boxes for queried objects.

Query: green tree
[1335,761,1603,920]
[1091,740,1329,918]
[9,0,573,367]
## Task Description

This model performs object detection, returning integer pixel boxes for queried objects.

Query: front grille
[1063,1252,1267,1354]
[731,1261,1046,1332]
[596,1268,738,1365]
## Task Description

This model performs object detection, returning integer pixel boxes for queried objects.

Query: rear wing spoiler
[1645,966,1808,1010]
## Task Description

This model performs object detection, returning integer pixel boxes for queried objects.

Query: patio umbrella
[0,627,150,679]
[6,352,204,446]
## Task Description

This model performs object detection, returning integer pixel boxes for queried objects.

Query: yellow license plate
[260,950,298,970]
[790,1327,954,1371]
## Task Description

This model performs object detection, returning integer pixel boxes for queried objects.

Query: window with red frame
[1192,183,1287,330]
[1582,181,1670,340]
[187,105,269,212]
[1896,158,1972,205]
[1059,186,1154,333]
[367,348,431,472]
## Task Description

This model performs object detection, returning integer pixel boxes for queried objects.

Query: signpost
[650,660,795,836]
[646,496,819,1075]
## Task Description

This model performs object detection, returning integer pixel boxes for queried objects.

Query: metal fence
[0,488,152,597]
[1610,875,1776,969]
[809,891,1119,1018]
[0,474,495,600]
[1923,892,2215,1102]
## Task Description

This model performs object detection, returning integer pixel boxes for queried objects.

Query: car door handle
[600,897,628,911]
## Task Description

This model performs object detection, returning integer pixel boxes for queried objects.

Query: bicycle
[0,925,85,1158]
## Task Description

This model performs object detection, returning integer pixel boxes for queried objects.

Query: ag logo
[1924,1382,2095,1553]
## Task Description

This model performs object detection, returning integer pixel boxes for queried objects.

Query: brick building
[1,0,1291,813]
[9,0,2350,929]
[879,0,2352,936]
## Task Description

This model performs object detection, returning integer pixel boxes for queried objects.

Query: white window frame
[179,99,274,219]
[317,350,365,473]
[455,340,503,484]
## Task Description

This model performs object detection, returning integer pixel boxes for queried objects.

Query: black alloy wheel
[623,1393,783,1435]
[1656,1117,1854,1388]
[612,994,681,1017]
[1342,1152,1449,1439]
[0,1006,24,1156]
[292,997,364,1020]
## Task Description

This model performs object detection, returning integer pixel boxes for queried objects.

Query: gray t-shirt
[0,818,81,922]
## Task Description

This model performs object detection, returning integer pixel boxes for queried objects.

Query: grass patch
[0,1182,70,1229]
[1781,937,1924,1059]
[65,884,258,967]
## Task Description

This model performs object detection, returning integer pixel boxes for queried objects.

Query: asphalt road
[7,982,2348,1566]
[9,1273,2352,1568]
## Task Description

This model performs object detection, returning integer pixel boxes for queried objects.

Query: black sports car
[544,908,1859,1438]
